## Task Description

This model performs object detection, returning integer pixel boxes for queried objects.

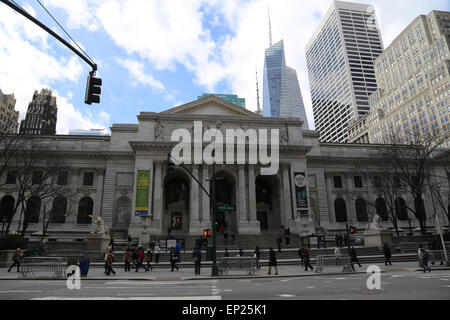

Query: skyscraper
[20,89,57,135]
[263,16,309,127]
[306,0,383,142]
[197,93,246,108]
[0,89,19,134]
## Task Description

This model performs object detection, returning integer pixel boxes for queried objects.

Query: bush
[0,235,27,250]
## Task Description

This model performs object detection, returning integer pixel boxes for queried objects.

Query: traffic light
[203,229,211,237]
[349,226,357,234]
[85,71,102,104]
[166,153,175,175]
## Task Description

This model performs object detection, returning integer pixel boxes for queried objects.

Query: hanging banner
[135,170,150,216]
[294,172,309,215]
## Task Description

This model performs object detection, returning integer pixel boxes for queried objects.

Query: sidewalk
[1,261,449,281]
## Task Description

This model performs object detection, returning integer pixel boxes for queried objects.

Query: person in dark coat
[276,237,282,252]
[170,247,179,272]
[303,247,314,272]
[350,247,362,269]
[254,246,261,270]
[135,246,149,272]
[192,245,202,275]
[108,238,115,253]
[267,247,278,275]
[106,249,116,276]
[383,243,392,266]
[123,248,131,272]
[297,245,305,267]
[8,248,23,273]
[146,249,154,271]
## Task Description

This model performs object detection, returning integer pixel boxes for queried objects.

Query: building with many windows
[366,10,450,147]
[0,89,19,134]
[19,89,57,135]
[306,0,383,142]
[197,93,246,108]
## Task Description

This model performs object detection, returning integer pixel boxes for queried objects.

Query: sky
[1,0,450,134]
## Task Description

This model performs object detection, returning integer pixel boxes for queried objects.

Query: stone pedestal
[363,231,393,248]
[86,233,110,253]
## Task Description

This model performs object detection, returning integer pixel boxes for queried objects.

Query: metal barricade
[314,254,354,273]
[20,257,67,279]
[428,250,446,265]
[218,257,255,276]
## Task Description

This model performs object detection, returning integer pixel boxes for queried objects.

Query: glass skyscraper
[263,40,309,128]
[305,1,383,142]
[198,93,246,108]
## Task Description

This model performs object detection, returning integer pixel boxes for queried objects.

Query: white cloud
[116,58,165,91]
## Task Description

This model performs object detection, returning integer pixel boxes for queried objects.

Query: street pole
[211,156,218,276]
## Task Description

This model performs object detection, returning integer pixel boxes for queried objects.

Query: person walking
[303,247,314,272]
[350,247,362,269]
[418,246,431,273]
[127,235,132,247]
[267,248,278,275]
[154,243,160,264]
[239,247,243,257]
[106,249,116,276]
[170,247,179,272]
[254,246,261,270]
[192,244,202,275]
[276,237,282,252]
[146,248,154,271]
[123,247,131,272]
[224,230,228,246]
[104,248,109,274]
[383,243,393,266]
[8,248,23,273]
[231,232,236,245]
[108,238,115,253]
[131,245,138,270]
[135,246,148,272]
[224,248,230,257]
[297,245,305,267]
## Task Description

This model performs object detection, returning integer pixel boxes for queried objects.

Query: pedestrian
[224,248,230,257]
[131,245,138,270]
[254,246,261,270]
[350,247,362,269]
[418,246,431,273]
[127,235,132,247]
[276,237,282,252]
[285,233,291,247]
[170,247,179,272]
[106,249,116,276]
[224,230,228,246]
[239,247,243,257]
[104,248,109,274]
[297,245,305,267]
[334,246,341,255]
[303,247,314,272]
[123,247,131,272]
[267,247,278,275]
[281,225,285,235]
[154,242,160,263]
[231,232,236,245]
[146,248,154,271]
[220,223,225,233]
[8,248,23,273]
[109,237,115,253]
[136,246,148,272]
[192,244,202,275]
[175,242,182,262]
[383,243,392,266]
[335,234,340,247]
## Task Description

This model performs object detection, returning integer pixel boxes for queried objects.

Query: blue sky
[1,0,449,134]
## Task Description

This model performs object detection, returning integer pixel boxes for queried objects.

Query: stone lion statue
[92,216,109,235]
[365,214,385,233]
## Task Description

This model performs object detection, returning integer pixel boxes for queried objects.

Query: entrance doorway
[257,211,268,230]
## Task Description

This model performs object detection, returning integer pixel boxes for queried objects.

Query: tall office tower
[366,10,450,148]
[263,16,309,127]
[306,1,383,142]
[197,93,246,108]
[0,89,19,134]
[20,89,57,135]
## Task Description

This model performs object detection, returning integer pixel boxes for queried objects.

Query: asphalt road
[0,270,449,300]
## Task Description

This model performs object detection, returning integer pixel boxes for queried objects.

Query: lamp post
[210,157,218,276]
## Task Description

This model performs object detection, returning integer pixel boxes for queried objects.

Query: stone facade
[0,96,448,240]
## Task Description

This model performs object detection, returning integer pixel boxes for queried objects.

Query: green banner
[135,170,150,216]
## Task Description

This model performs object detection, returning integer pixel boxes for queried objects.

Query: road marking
[440,279,449,281]
[278,294,295,298]
[281,279,291,282]
[0,290,44,293]
[334,277,347,280]
[391,275,405,278]
[222,289,232,292]
[33,296,222,300]
[306,286,315,289]
[105,280,217,285]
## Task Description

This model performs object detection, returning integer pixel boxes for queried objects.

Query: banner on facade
[294,172,309,215]
[135,170,150,216]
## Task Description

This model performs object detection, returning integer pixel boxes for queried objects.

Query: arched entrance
[163,170,190,235]
[255,174,281,232]
[0,195,15,223]
[214,170,236,234]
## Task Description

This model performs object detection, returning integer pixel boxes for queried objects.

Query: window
[333,176,343,188]
[6,171,17,184]
[334,198,348,222]
[83,172,95,186]
[395,198,408,220]
[51,196,67,224]
[354,176,363,188]
[57,171,68,186]
[355,198,368,222]
[376,198,389,221]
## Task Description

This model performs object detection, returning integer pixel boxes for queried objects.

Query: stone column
[93,169,105,219]
[238,165,247,223]
[149,160,163,234]
[201,165,211,229]
[282,163,292,227]
[238,165,259,234]
[189,165,202,234]
[248,165,258,225]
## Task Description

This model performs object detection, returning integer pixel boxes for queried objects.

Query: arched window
[355,198,368,222]
[334,198,348,223]
[375,198,388,221]
[25,196,41,224]
[51,196,67,224]
[0,195,15,222]
[77,197,93,224]
[395,198,408,221]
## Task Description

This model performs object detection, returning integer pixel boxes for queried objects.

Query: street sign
[215,204,236,211]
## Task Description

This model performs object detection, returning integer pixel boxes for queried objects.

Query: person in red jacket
[135,246,149,272]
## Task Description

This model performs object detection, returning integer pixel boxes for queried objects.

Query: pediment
[162,96,261,118]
